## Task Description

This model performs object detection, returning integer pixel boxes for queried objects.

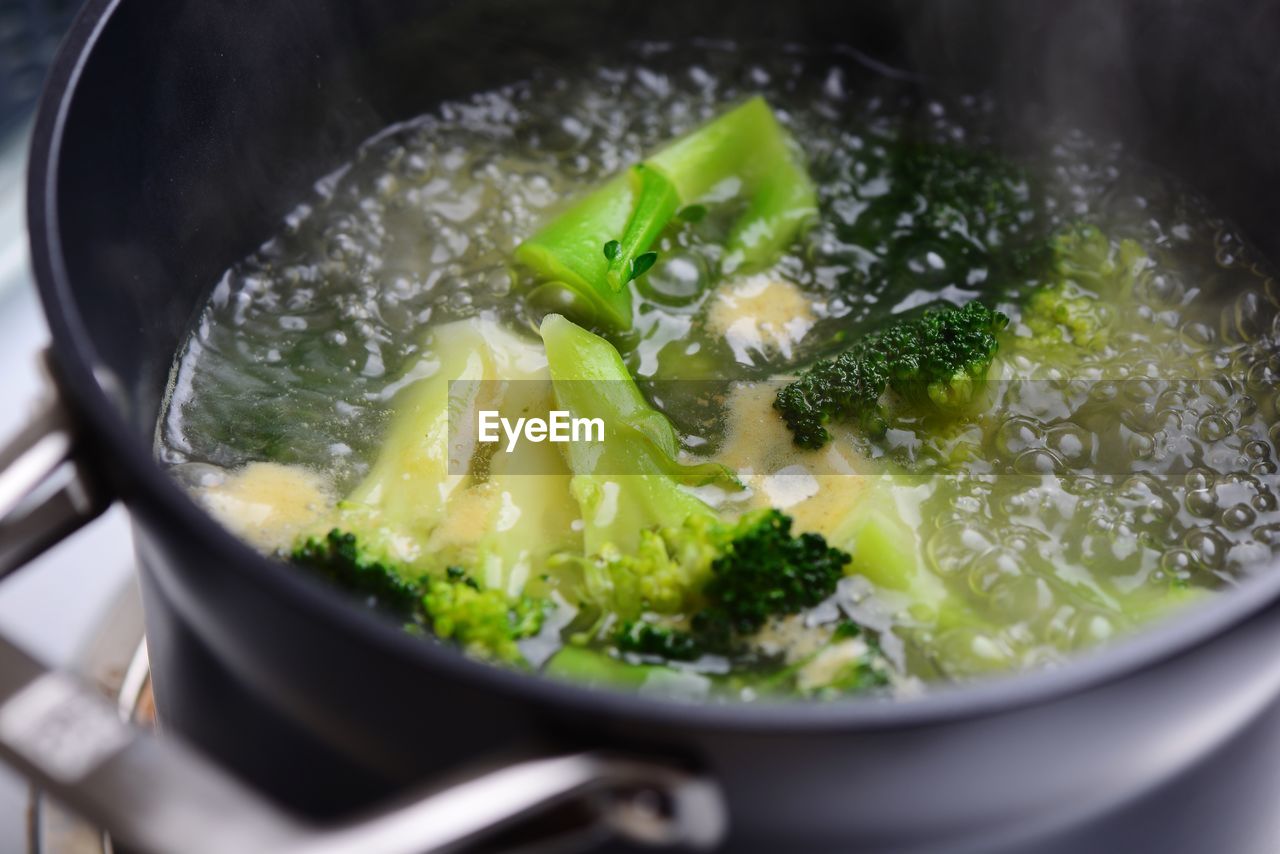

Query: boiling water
[159,43,1280,686]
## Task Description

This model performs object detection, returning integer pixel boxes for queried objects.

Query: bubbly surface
[160,43,1280,693]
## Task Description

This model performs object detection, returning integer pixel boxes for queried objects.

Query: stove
[0,6,136,842]
[27,576,148,854]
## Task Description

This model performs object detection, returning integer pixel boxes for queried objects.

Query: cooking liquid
[158,43,1280,695]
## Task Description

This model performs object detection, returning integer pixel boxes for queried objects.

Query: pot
[6,1,1280,851]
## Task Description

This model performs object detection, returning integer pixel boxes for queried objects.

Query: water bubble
[1220,503,1257,531]
[1185,488,1219,518]
[639,251,707,306]
[1014,448,1064,475]
[1184,528,1229,568]
[1126,431,1156,460]
[1197,414,1231,443]
[967,548,1023,596]
[1047,423,1092,468]
[995,416,1044,458]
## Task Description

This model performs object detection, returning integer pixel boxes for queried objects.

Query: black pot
[8,1,1280,852]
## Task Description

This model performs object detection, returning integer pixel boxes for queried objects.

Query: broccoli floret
[610,509,852,657]
[692,510,851,644]
[615,620,703,661]
[423,568,546,666]
[290,529,426,622]
[291,534,546,666]
[1019,224,1151,350]
[774,301,1008,449]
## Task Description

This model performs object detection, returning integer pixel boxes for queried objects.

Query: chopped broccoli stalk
[774,301,1008,449]
[517,96,816,330]
[335,319,499,560]
[832,485,990,633]
[423,568,546,665]
[606,164,680,291]
[543,645,681,688]
[539,312,735,615]
[287,317,581,664]
[309,317,577,592]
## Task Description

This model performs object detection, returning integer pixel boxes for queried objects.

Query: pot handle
[0,361,727,853]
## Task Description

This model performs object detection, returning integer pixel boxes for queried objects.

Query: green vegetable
[690,510,851,647]
[424,568,546,665]
[289,534,546,666]
[615,620,702,660]
[1019,223,1151,352]
[291,529,424,621]
[540,314,857,660]
[539,310,729,615]
[288,317,578,664]
[830,141,1046,301]
[774,301,1009,449]
[544,645,684,689]
[516,96,817,330]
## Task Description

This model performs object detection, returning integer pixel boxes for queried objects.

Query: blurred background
[0,1,136,850]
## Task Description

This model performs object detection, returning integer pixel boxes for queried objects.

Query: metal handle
[0,361,727,854]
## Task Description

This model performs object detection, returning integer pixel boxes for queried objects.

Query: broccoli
[423,568,546,665]
[690,509,851,646]
[539,312,733,614]
[517,97,816,330]
[615,620,703,661]
[540,314,861,659]
[773,225,1152,450]
[1019,223,1151,351]
[291,529,424,622]
[608,509,852,658]
[290,534,546,666]
[288,317,581,665]
[773,301,1009,449]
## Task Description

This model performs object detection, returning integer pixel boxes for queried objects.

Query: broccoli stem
[516,96,816,330]
[543,645,677,688]
[606,165,680,291]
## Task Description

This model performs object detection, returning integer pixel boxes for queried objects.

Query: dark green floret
[774,301,1008,449]
[290,532,547,667]
[291,530,424,622]
[614,509,853,657]
[693,510,851,643]
[615,620,702,660]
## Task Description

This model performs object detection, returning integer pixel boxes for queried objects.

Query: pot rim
[27,0,1280,735]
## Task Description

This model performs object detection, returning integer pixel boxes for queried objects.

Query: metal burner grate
[27,582,148,854]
